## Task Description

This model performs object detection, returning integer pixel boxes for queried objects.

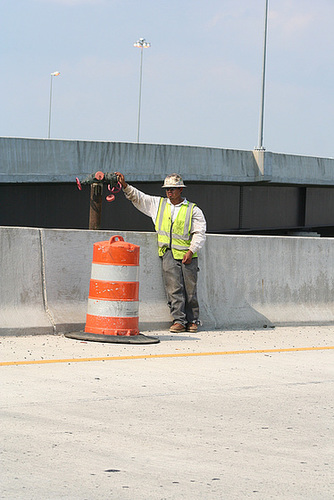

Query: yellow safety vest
[155,198,197,259]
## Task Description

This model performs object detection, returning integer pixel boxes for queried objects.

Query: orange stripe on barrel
[89,280,139,301]
[92,238,139,266]
[85,314,139,336]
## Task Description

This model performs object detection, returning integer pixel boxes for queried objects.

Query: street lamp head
[133,38,151,49]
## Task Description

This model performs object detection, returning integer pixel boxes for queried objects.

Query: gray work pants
[161,249,199,326]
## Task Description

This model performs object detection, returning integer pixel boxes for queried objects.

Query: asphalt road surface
[1,326,334,499]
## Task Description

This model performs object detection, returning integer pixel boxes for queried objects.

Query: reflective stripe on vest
[155,198,197,259]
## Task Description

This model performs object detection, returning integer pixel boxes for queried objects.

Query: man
[116,172,206,333]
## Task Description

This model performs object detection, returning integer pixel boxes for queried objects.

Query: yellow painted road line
[0,345,333,367]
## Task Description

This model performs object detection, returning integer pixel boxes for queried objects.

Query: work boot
[169,322,186,333]
[186,322,198,332]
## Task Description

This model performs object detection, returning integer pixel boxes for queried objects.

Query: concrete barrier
[199,235,334,328]
[41,229,170,333]
[1,226,334,335]
[0,227,54,335]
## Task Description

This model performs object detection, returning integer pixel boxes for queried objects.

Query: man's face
[165,187,183,205]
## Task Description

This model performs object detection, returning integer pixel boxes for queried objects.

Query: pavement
[1,325,334,499]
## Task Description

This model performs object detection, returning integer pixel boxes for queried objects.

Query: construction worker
[116,172,206,333]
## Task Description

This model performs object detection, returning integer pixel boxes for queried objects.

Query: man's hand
[182,250,193,265]
[115,172,127,189]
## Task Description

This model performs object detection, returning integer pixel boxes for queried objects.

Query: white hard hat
[162,173,186,188]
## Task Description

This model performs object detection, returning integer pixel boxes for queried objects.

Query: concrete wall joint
[39,229,56,333]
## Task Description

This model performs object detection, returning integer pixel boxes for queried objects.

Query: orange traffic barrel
[65,235,159,344]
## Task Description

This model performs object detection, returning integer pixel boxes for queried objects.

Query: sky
[1,0,334,158]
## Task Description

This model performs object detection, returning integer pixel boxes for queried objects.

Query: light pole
[256,0,269,150]
[48,71,60,139]
[133,38,151,142]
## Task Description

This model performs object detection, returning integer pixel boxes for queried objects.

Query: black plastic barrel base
[65,331,160,344]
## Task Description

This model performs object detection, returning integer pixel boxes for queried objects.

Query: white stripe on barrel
[90,263,139,282]
[87,298,139,317]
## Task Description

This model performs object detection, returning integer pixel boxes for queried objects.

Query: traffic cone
[65,235,160,344]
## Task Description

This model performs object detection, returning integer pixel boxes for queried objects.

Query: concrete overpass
[0,137,334,235]
[0,136,333,185]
